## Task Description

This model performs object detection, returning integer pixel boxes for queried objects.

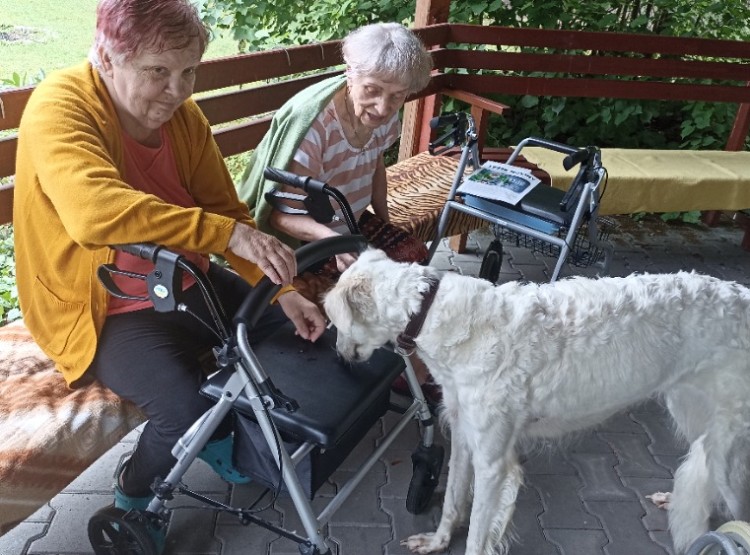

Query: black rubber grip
[563,148,592,171]
[429,113,464,129]
[264,167,327,193]
[114,243,161,261]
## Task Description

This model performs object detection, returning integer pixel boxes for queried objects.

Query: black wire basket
[490,216,617,268]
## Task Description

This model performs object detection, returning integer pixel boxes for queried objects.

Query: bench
[400,21,750,249]
[0,32,505,534]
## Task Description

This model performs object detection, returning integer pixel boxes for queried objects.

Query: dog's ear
[324,274,376,329]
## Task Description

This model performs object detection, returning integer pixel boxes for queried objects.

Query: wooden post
[703,96,750,228]
[399,0,451,162]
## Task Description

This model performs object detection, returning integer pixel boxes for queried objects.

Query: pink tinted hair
[90,0,208,66]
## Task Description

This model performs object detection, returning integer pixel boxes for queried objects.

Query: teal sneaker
[113,485,166,554]
[198,435,252,484]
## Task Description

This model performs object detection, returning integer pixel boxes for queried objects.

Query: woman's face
[347,74,410,129]
[100,39,202,143]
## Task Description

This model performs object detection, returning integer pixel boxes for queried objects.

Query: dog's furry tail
[669,435,715,553]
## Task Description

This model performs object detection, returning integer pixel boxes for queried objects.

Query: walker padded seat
[200,322,405,449]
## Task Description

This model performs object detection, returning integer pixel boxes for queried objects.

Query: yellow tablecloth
[521,148,750,215]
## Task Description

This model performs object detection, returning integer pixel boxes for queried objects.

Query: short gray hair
[342,23,432,95]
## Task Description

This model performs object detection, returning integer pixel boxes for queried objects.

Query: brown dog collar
[396,277,440,356]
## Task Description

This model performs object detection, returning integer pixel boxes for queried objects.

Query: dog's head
[324,248,439,362]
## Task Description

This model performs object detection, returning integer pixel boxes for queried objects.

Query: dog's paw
[646,491,671,509]
[401,532,450,554]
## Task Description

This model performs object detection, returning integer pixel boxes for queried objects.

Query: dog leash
[396,277,440,356]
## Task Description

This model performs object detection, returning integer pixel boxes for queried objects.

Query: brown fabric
[0,320,145,535]
[385,151,487,242]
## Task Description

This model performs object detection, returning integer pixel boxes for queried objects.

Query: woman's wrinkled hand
[334,252,358,273]
[277,291,327,342]
[229,223,297,285]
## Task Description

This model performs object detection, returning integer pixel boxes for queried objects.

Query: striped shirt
[293,99,400,233]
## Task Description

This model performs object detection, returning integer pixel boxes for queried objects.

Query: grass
[0,0,241,83]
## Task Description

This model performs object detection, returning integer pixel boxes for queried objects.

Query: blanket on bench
[0,321,145,534]
[522,148,750,215]
[386,151,484,242]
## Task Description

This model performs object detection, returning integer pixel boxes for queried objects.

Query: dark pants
[89,264,287,497]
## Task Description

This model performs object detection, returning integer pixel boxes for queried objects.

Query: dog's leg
[463,450,523,555]
[403,411,474,554]
[669,435,716,553]
[719,432,750,521]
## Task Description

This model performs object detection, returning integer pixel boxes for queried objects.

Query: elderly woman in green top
[238,22,431,271]
[237,22,441,405]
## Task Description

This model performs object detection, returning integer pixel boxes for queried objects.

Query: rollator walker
[87,168,445,555]
[425,112,615,283]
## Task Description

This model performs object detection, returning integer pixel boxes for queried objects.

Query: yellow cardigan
[14,61,288,386]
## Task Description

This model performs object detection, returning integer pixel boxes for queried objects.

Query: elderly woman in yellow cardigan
[13,0,325,547]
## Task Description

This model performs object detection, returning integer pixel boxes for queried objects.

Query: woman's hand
[229,223,297,285]
[335,252,358,272]
[277,291,327,342]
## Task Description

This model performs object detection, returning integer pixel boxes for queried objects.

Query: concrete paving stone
[325,467,390,526]
[328,524,392,555]
[380,495,442,555]
[649,530,676,555]
[379,410,431,449]
[335,419,385,472]
[163,496,223,555]
[216,519,281,555]
[507,487,560,555]
[629,411,688,457]
[269,532,337,554]
[586,499,671,555]
[619,476,672,533]
[380,449,421,500]
[0,521,48,555]
[531,474,603,529]
[565,432,632,455]
[520,446,578,475]
[545,528,608,554]
[652,454,682,475]
[504,245,547,266]
[511,264,552,283]
[566,452,636,502]
[597,433,673,479]
[28,492,112,554]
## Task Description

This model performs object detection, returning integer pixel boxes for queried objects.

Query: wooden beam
[399,0,451,161]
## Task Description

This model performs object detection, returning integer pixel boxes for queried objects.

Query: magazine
[457,161,541,205]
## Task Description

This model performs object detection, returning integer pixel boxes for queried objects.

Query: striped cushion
[0,321,144,534]
[386,151,487,243]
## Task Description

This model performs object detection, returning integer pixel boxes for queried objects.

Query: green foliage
[0,225,20,326]
[0,69,46,89]
[193,0,414,50]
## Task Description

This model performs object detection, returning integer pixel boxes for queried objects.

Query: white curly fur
[323,248,750,555]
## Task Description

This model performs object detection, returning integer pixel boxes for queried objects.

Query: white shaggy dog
[323,248,750,555]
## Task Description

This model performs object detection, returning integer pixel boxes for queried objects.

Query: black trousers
[89,264,287,497]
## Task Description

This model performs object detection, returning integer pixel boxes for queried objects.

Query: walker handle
[234,235,369,327]
[264,167,328,194]
[113,243,162,261]
[429,112,466,129]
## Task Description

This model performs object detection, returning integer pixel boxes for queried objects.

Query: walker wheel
[717,521,750,553]
[88,505,159,555]
[406,444,445,514]
[479,240,503,284]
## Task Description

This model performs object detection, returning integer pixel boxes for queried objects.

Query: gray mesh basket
[490,216,617,268]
